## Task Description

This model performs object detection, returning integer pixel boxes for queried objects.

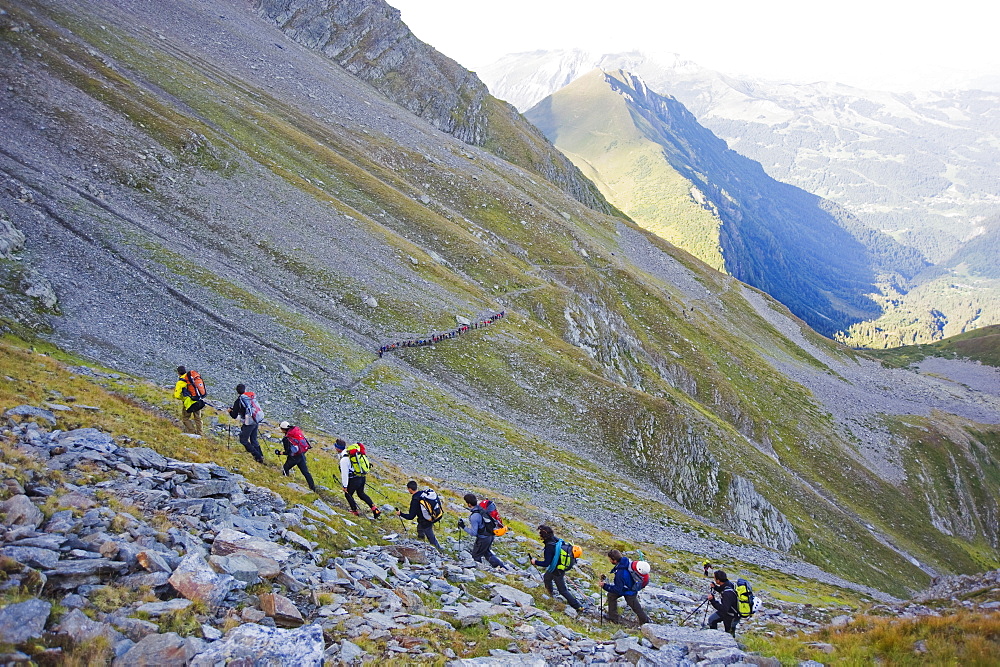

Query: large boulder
[44,558,129,589]
[3,405,56,426]
[259,592,305,628]
[491,584,534,607]
[1,545,60,569]
[167,554,235,608]
[0,598,50,645]
[641,624,738,651]
[52,608,123,645]
[189,623,325,666]
[56,428,118,455]
[112,632,202,667]
[210,528,291,577]
[1,495,44,529]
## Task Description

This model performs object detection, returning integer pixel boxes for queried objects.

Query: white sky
[386,0,1000,91]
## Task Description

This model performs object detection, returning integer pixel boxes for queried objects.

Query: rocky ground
[0,405,881,666]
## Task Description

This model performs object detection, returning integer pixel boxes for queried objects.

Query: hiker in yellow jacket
[174,366,203,435]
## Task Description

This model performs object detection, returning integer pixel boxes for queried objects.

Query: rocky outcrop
[723,476,798,552]
[0,209,26,259]
[254,0,612,214]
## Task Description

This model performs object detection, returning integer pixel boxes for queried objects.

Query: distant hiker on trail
[601,549,651,625]
[336,439,380,519]
[707,569,739,636]
[397,481,443,552]
[532,525,583,612]
[228,384,264,464]
[173,366,205,436]
[459,493,507,570]
[703,559,712,577]
[276,421,316,492]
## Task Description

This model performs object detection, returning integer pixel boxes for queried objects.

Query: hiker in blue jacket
[600,549,650,625]
[458,493,507,570]
[532,525,582,612]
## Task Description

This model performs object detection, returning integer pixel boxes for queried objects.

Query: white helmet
[633,560,651,575]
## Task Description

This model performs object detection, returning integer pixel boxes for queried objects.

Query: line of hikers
[174,367,754,631]
[377,311,505,357]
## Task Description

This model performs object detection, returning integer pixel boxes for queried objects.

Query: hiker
[532,525,582,612]
[173,366,204,435]
[600,549,651,625]
[459,493,506,569]
[227,384,264,463]
[397,481,443,551]
[336,439,380,519]
[276,421,315,492]
[707,569,739,636]
[703,559,712,577]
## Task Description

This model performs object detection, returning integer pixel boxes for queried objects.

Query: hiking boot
[349,510,360,516]
[371,506,382,519]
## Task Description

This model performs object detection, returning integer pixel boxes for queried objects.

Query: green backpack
[346,443,372,475]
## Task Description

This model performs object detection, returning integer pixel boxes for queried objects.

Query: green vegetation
[744,612,1000,666]
[866,324,1000,368]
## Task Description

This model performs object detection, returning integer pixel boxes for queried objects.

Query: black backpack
[418,489,444,524]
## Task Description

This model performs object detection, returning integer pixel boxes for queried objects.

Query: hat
[279,421,291,430]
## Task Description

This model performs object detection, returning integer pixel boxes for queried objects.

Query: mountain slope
[0,0,998,596]
[254,0,614,216]
[525,69,920,337]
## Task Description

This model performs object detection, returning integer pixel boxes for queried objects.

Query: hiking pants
[544,570,582,610]
[606,592,650,625]
[344,475,374,513]
[283,454,315,491]
[180,405,203,435]
[708,611,738,636]
[471,533,504,568]
[416,524,442,551]
[239,423,263,462]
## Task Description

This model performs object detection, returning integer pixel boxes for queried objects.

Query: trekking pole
[600,586,604,626]
[680,598,708,626]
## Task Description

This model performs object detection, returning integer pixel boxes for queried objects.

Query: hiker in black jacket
[277,421,315,492]
[397,481,443,552]
[531,525,582,612]
[707,569,739,636]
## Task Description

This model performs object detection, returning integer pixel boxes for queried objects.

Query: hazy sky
[387,0,1000,90]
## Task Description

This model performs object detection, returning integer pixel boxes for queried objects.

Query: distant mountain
[483,50,1000,346]
[480,49,1000,263]
[526,69,925,337]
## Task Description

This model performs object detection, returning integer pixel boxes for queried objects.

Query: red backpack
[285,426,311,455]
[478,498,508,536]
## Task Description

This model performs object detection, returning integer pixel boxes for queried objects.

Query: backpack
[182,370,207,399]
[735,578,758,618]
[627,560,650,592]
[418,489,444,523]
[478,498,507,536]
[241,392,264,424]
[285,426,311,455]
[346,443,372,475]
[554,539,581,571]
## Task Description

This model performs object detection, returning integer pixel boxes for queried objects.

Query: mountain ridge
[525,69,925,337]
